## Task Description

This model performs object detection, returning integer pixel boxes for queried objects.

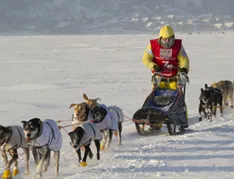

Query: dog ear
[205,84,208,89]
[0,125,5,135]
[201,88,204,92]
[21,121,28,125]
[69,127,85,137]
[75,127,85,136]
[80,102,88,108]
[68,131,75,136]
[29,118,41,125]
[83,93,89,101]
[94,98,101,102]
[69,103,76,109]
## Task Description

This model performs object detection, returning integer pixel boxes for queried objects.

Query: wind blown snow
[1,33,234,179]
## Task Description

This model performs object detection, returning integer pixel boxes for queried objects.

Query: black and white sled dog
[21,118,62,179]
[68,121,102,167]
[83,93,125,146]
[0,125,33,179]
[70,101,112,150]
[199,84,223,121]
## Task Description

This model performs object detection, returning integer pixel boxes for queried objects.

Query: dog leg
[12,151,19,177]
[76,148,82,162]
[36,148,50,178]
[213,103,217,118]
[2,148,18,179]
[100,130,107,150]
[198,103,203,121]
[32,148,39,165]
[43,150,51,172]
[230,93,234,108]
[88,148,93,159]
[12,160,19,177]
[94,140,100,160]
[1,147,8,166]
[106,129,113,149]
[220,105,223,116]
[80,144,91,167]
[22,148,30,176]
[54,151,60,176]
[219,100,223,116]
[208,106,213,122]
[117,122,123,146]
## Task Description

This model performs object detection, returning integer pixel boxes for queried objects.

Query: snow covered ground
[1,33,234,179]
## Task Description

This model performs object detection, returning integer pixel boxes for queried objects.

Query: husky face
[199,88,212,104]
[21,118,42,142]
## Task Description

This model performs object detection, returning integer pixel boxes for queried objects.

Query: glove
[179,68,188,74]
[153,65,161,72]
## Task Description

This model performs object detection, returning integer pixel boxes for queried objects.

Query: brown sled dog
[211,80,234,108]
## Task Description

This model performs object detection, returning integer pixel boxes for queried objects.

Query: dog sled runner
[132,72,189,135]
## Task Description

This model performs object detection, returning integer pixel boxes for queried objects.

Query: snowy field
[1,33,234,179]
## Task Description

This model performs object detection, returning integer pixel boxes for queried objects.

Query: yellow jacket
[142,42,190,73]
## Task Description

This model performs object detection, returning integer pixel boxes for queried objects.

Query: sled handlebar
[153,71,189,79]
[152,72,189,85]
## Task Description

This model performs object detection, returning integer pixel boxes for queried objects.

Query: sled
[133,72,189,135]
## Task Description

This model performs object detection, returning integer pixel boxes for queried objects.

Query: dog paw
[199,117,202,122]
[12,168,19,176]
[24,172,30,176]
[36,173,42,179]
[42,165,48,172]
[2,169,11,179]
[117,142,122,146]
[80,161,87,167]
[100,145,105,151]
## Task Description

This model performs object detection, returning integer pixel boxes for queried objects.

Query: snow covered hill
[1,32,234,178]
[0,0,234,34]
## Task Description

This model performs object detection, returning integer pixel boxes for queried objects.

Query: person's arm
[142,43,157,70]
[177,45,189,74]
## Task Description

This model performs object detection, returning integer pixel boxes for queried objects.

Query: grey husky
[21,118,62,179]
[0,125,33,179]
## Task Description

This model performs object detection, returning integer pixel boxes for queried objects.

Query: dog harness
[4,126,29,151]
[29,119,62,151]
[107,107,119,131]
[108,105,124,122]
[150,39,181,78]
[88,104,111,131]
[77,122,102,149]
